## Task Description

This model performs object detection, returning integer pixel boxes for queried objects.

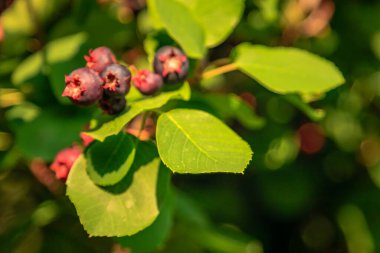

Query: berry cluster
[62,46,189,114]
[55,46,189,181]
[132,46,189,94]
[62,47,131,114]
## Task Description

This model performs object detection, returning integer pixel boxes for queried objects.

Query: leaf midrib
[165,113,218,163]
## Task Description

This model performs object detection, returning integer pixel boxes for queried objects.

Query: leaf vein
[166,113,218,163]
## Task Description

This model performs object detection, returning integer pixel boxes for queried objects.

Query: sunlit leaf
[67,142,165,237]
[86,82,191,141]
[191,0,244,47]
[156,109,252,173]
[233,44,345,97]
[116,187,175,253]
[152,0,206,58]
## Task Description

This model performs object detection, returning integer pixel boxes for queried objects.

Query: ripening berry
[84,47,117,73]
[153,46,189,83]
[50,146,82,181]
[239,92,257,109]
[132,69,163,95]
[62,68,103,106]
[0,0,14,15]
[126,114,156,141]
[297,123,325,155]
[80,132,95,147]
[101,64,131,96]
[99,94,126,115]
[124,0,146,12]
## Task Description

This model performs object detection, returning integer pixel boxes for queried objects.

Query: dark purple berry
[0,0,14,14]
[153,46,189,83]
[62,68,103,106]
[84,47,117,73]
[132,69,163,95]
[125,0,146,12]
[50,146,82,181]
[99,94,126,115]
[101,64,131,96]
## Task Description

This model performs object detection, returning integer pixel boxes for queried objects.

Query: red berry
[62,68,103,106]
[80,132,94,147]
[84,47,117,73]
[153,46,189,83]
[50,146,81,181]
[239,92,257,109]
[132,69,163,95]
[297,123,325,155]
[125,114,156,141]
[101,64,131,96]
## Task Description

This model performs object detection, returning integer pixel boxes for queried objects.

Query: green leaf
[11,33,88,105]
[192,92,265,129]
[156,109,252,174]
[85,134,136,186]
[1,0,69,35]
[255,0,279,23]
[86,82,191,141]
[0,58,21,76]
[283,94,326,121]
[46,33,88,63]
[83,7,134,50]
[147,0,165,29]
[116,187,175,253]
[11,52,44,86]
[153,0,206,58]
[5,102,40,130]
[148,0,243,49]
[143,34,160,64]
[233,44,345,97]
[67,142,164,237]
[191,0,244,47]
[15,109,89,161]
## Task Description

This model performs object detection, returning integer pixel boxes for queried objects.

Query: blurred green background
[2,0,380,252]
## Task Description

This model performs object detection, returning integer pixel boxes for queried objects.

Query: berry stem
[129,65,138,76]
[137,111,149,139]
[202,63,239,80]
[208,58,231,67]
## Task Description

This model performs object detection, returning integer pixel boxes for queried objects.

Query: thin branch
[208,58,231,67]
[202,63,239,80]
[137,111,149,140]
